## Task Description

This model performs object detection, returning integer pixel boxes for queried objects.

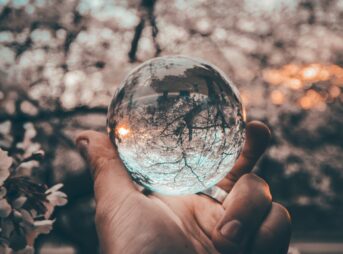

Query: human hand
[76,121,291,254]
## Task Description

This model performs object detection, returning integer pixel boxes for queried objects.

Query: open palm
[76,122,291,254]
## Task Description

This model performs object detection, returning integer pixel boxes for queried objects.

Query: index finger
[76,130,137,205]
[217,121,271,192]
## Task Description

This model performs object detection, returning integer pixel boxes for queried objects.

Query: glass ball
[107,56,246,195]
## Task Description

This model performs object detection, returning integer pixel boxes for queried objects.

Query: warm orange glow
[263,63,343,110]
[318,68,330,81]
[286,78,302,90]
[329,86,341,98]
[301,65,320,81]
[283,64,300,73]
[240,92,249,106]
[263,70,284,85]
[242,107,247,121]
[270,90,284,105]
[263,63,343,89]
[117,127,130,137]
[298,89,325,110]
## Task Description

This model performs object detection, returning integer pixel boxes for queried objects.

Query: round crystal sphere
[107,56,246,195]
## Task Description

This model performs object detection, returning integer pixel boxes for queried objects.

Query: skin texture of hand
[76,121,291,254]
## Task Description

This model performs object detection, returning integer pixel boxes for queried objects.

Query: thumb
[211,174,272,253]
[76,130,137,205]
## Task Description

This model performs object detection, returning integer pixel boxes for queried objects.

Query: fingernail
[76,138,89,156]
[220,220,244,243]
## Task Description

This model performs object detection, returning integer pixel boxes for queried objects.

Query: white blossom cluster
[0,148,67,253]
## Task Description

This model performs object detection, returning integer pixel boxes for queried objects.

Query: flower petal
[13,210,23,221]
[12,196,27,209]
[47,191,68,206]
[45,183,63,194]
[43,202,55,219]
[19,209,34,225]
[33,219,55,234]
[0,186,7,198]
[0,148,12,185]
[0,198,12,218]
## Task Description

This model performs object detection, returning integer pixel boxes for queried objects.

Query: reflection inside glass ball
[107,56,246,195]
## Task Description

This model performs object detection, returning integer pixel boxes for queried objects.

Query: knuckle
[238,172,253,183]
[226,171,239,183]
[239,173,272,205]
[229,176,272,219]
[257,190,272,211]
[241,173,270,192]
[240,173,264,185]
[272,202,292,225]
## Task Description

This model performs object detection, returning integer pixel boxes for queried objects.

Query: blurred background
[0,0,342,253]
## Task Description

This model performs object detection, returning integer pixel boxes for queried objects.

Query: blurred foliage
[0,148,67,253]
[0,0,342,252]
